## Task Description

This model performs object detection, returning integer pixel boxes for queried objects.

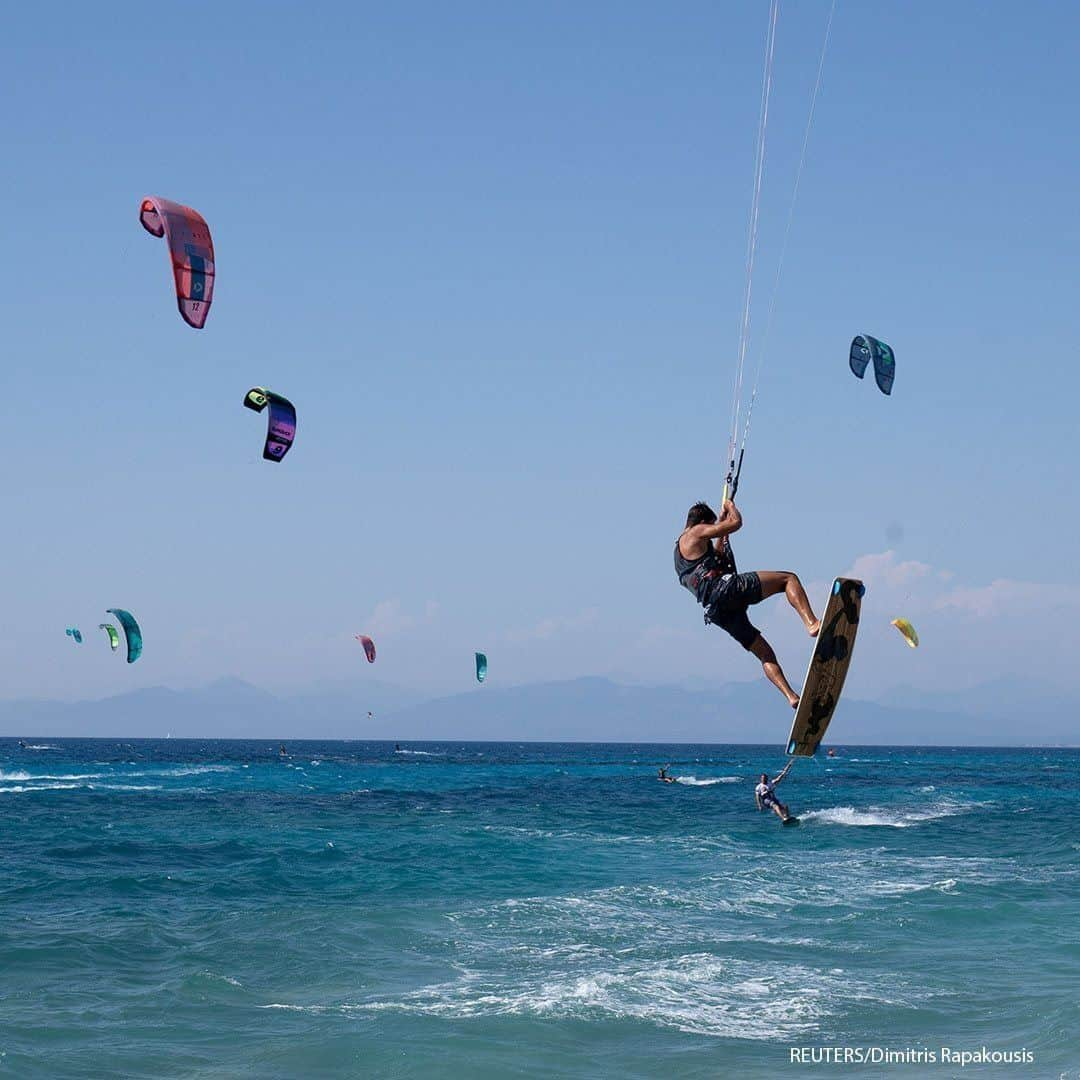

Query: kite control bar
[723,447,746,504]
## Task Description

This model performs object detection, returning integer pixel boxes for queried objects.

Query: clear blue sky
[2,1,1077,705]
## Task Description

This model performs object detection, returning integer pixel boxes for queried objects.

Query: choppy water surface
[1,739,1077,1078]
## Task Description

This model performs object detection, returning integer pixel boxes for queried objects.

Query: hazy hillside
[1,676,1074,746]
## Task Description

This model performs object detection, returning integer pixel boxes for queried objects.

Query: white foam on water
[0,783,82,794]
[2,770,106,782]
[674,775,742,786]
[340,953,908,1040]
[866,878,958,896]
[158,765,235,777]
[86,784,162,792]
[801,800,981,829]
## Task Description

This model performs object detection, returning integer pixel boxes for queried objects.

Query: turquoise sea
[1,739,1077,1078]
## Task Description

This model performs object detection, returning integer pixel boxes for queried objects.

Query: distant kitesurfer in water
[755,761,794,820]
[279,744,287,757]
[658,766,676,783]
[675,500,820,708]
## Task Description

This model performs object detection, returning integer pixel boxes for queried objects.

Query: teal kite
[849,334,895,395]
[106,609,143,664]
[475,652,488,684]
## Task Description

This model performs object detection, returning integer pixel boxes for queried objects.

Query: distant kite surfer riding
[755,761,794,821]
[675,500,820,708]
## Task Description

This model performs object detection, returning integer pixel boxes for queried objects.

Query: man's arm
[684,501,743,545]
[755,790,764,810]
[772,760,795,786]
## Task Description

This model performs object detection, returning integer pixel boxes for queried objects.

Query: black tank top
[674,536,737,607]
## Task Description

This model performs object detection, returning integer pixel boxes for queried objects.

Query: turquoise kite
[475,652,488,684]
[106,609,143,664]
[65,627,83,644]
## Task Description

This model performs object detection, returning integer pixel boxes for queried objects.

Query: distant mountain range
[0,675,1075,746]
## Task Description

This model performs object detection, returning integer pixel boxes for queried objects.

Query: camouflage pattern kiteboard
[786,577,864,757]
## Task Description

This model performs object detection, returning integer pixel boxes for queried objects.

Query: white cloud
[843,550,1080,620]
[504,608,599,644]
[847,550,933,590]
[364,599,440,637]
[935,579,1080,618]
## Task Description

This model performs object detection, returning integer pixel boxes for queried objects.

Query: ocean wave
[0,782,82,794]
[23,744,57,750]
[1,770,106,782]
[87,784,162,792]
[0,780,162,795]
[395,749,440,756]
[201,972,243,988]
[3,765,228,784]
[157,765,236,777]
[674,775,742,786]
[866,878,958,896]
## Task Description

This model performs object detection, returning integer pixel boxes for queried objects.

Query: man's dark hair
[686,501,717,528]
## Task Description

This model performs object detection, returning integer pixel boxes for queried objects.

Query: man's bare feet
[807,619,820,638]
[788,694,800,709]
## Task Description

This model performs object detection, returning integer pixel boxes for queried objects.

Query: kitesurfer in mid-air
[755,761,794,820]
[675,500,819,708]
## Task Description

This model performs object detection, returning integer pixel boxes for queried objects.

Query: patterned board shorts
[706,571,763,650]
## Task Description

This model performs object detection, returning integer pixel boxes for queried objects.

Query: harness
[756,781,779,806]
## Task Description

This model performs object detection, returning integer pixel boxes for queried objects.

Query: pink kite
[139,196,215,328]
[356,635,376,663]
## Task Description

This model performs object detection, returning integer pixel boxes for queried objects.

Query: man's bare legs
[749,635,800,709]
[757,571,820,636]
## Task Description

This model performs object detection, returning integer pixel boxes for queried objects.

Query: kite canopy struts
[139,196,215,329]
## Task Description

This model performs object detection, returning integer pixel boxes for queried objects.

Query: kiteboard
[786,577,864,757]
[781,815,800,827]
